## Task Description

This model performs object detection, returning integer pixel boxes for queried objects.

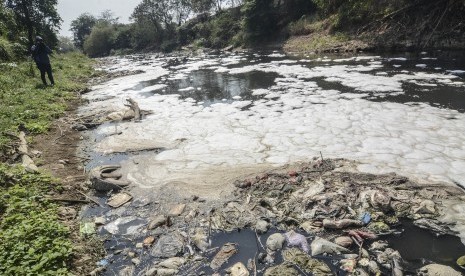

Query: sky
[57,0,140,37]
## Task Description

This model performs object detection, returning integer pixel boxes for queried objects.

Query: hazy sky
[57,0,140,37]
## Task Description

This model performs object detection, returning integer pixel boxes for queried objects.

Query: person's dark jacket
[31,43,52,64]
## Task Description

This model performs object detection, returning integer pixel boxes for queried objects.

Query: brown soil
[32,97,103,276]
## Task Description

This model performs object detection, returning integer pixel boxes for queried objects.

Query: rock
[157,257,185,270]
[169,204,186,216]
[310,237,350,256]
[184,210,197,221]
[255,220,269,234]
[72,124,87,131]
[131,258,140,266]
[234,179,251,188]
[417,264,462,276]
[413,200,436,215]
[94,216,106,225]
[367,221,390,233]
[266,233,285,251]
[143,236,155,247]
[192,228,209,252]
[457,255,465,266]
[264,263,299,276]
[210,243,238,270]
[323,218,363,229]
[284,230,309,252]
[283,248,332,275]
[229,262,249,276]
[107,192,132,208]
[148,215,168,230]
[334,236,353,248]
[151,233,184,258]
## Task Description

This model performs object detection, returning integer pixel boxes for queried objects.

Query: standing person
[31,36,55,86]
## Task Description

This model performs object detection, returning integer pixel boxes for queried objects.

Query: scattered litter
[107,192,132,208]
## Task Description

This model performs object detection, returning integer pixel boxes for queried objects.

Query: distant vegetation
[68,0,315,57]
[2,0,464,60]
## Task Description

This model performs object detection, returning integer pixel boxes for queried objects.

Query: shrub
[83,24,115,57]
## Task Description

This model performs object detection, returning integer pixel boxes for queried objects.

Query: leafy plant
[0,165,71,275]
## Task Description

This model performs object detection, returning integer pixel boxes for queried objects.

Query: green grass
[0,52,94,153]
[0,52,94,275]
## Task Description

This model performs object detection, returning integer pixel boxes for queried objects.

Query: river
[81,50,465,198]
[79,50,465,275]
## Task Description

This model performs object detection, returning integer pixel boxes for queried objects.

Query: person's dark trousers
[37,63,55,86]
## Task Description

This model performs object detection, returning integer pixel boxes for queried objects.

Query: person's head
[35,36,43,44]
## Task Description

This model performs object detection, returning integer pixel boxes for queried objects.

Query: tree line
[2,0,463,61]
[71,0,314,57]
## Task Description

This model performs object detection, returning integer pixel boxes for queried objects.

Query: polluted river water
[78,50,465,275]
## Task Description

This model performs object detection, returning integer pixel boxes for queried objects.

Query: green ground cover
[0,52,94,275]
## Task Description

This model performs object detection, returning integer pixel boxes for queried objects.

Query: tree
[70,13,97,49]
[191,0,214,13]
[83,22,115,57]
[5,0,62,47]
[241,0,277,44]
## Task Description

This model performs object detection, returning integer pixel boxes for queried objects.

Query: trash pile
[82,158,465,276]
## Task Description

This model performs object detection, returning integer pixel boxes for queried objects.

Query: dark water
[138,69,278,106]
[386,219,465,272]
[134,51,465,112]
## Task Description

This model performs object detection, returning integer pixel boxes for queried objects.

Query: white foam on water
[83,53,465,203]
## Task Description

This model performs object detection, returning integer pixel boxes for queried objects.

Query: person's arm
[46,45,52,55]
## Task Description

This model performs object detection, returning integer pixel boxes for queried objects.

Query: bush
[83,24,115,57]
[0,37,13,61]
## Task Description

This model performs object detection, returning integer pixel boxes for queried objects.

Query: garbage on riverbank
[83,158,465,275]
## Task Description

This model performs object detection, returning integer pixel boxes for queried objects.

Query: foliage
[70,13,97,49]
[0,3,17,39]
[5,0,62,47]
[209,9,241,47]
[0,164,71,275]
[82,23,116,57]
[241,0,277,44]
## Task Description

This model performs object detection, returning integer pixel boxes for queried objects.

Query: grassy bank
[0,52,94,275]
